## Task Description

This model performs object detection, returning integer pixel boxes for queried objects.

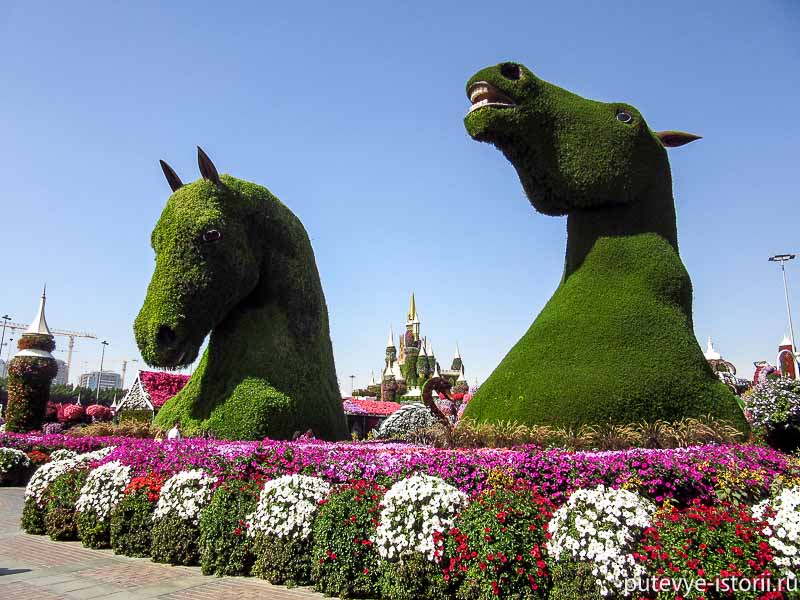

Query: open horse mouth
[467,82,516,114]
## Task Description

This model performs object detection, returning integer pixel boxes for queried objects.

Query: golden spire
[407,291,417,323]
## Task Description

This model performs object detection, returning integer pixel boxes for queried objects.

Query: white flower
[372,473,467,562]
[0,448,31,477]
[24,447,114,508]
[246,475,330,541]
[153,470,217,523]
[75,461,131,521]
[753,486,800,576]
[546,485,655,597]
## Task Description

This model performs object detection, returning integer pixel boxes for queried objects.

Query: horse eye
[616,111,633,124]
[202,229,222,242]
[500,63,521,81]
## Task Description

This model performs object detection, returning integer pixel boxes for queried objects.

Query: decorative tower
[779,335,797,380]
[385,326,397,368]
[406,292,420,342]
[5,286,58,432]
[451,344,464,373]
[454,364,469,394]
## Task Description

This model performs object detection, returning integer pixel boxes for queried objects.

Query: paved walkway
[0,487,323,599]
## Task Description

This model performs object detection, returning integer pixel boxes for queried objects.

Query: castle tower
[451,344,464,373]
[406,291,420,341]
[6,286,59,432]
[385,326,397,368]
[779,334,797,380]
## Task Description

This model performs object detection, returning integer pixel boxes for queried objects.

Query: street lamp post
[96,340,109,403]
[0,315,10,359]
[769,254,798,372]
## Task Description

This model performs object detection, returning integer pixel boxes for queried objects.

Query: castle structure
[376,293,467,402]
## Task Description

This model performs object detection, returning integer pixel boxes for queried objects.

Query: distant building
[79,370,122,391]
[0,359,5,378]
[54,359,69,386]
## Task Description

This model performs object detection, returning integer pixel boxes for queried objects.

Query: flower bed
[6,435,800,597]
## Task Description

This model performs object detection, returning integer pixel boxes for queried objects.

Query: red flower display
[86,404,113,422]
[61,404,85,423]
[139,371,191,409]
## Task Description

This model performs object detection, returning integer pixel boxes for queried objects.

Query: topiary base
[21,498,45,535]
[377,554,451,600]
[77,511,110,549]
[464,235,747,432]
[110,491,155,557]
[151,515,200,565]
[252,534,312,586]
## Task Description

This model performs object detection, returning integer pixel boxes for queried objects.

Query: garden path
[0,487,323,599]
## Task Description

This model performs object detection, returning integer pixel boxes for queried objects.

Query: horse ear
[655,131,702,147]
[159,160,184,192]
[197,146,222,185]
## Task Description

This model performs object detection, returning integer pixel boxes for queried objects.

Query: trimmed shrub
[151,470,216,565]
[312,480,385,598]
[0,447,32,485]
[374,474,467,599]
[199,480,260,576]
[635,500,776,599]
[21,497,45,534]
[152,514,203,565]
[546,486,655,597]
[44,469,88,540]
[376,553,451,600]
[438,485,555,599]
[110,474,162,557]
[248,474,331,585]
[75,461,131,548]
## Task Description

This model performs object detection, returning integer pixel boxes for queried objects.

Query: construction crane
[5,322,97,372]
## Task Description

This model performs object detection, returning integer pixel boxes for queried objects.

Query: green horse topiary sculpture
[462,62,745,430]
[134,148,347,440]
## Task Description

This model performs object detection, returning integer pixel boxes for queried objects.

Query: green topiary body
[462,63,745,430]
[134,153,347,440]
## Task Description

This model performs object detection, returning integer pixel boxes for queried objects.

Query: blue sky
[0,1,798,389]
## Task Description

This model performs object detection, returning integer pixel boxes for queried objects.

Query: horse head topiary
[134,147,347,440]
[462,62,745,430]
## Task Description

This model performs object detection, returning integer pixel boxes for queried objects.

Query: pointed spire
[419,338,428,356]
[454,343,461,360]
[428,341,434,358]
[407,291,417,322]
[26,284,53,336]
[433,362,441,378]
[703,336,721,360]
[781,334,793,347]
[387,326,396,348]
[457,366,467,383]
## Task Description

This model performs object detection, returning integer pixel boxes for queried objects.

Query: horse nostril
[157,325,176,347]
[500,62,521,81]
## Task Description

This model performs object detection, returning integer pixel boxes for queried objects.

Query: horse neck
[209,213,335,385]
[564,179,679,280]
